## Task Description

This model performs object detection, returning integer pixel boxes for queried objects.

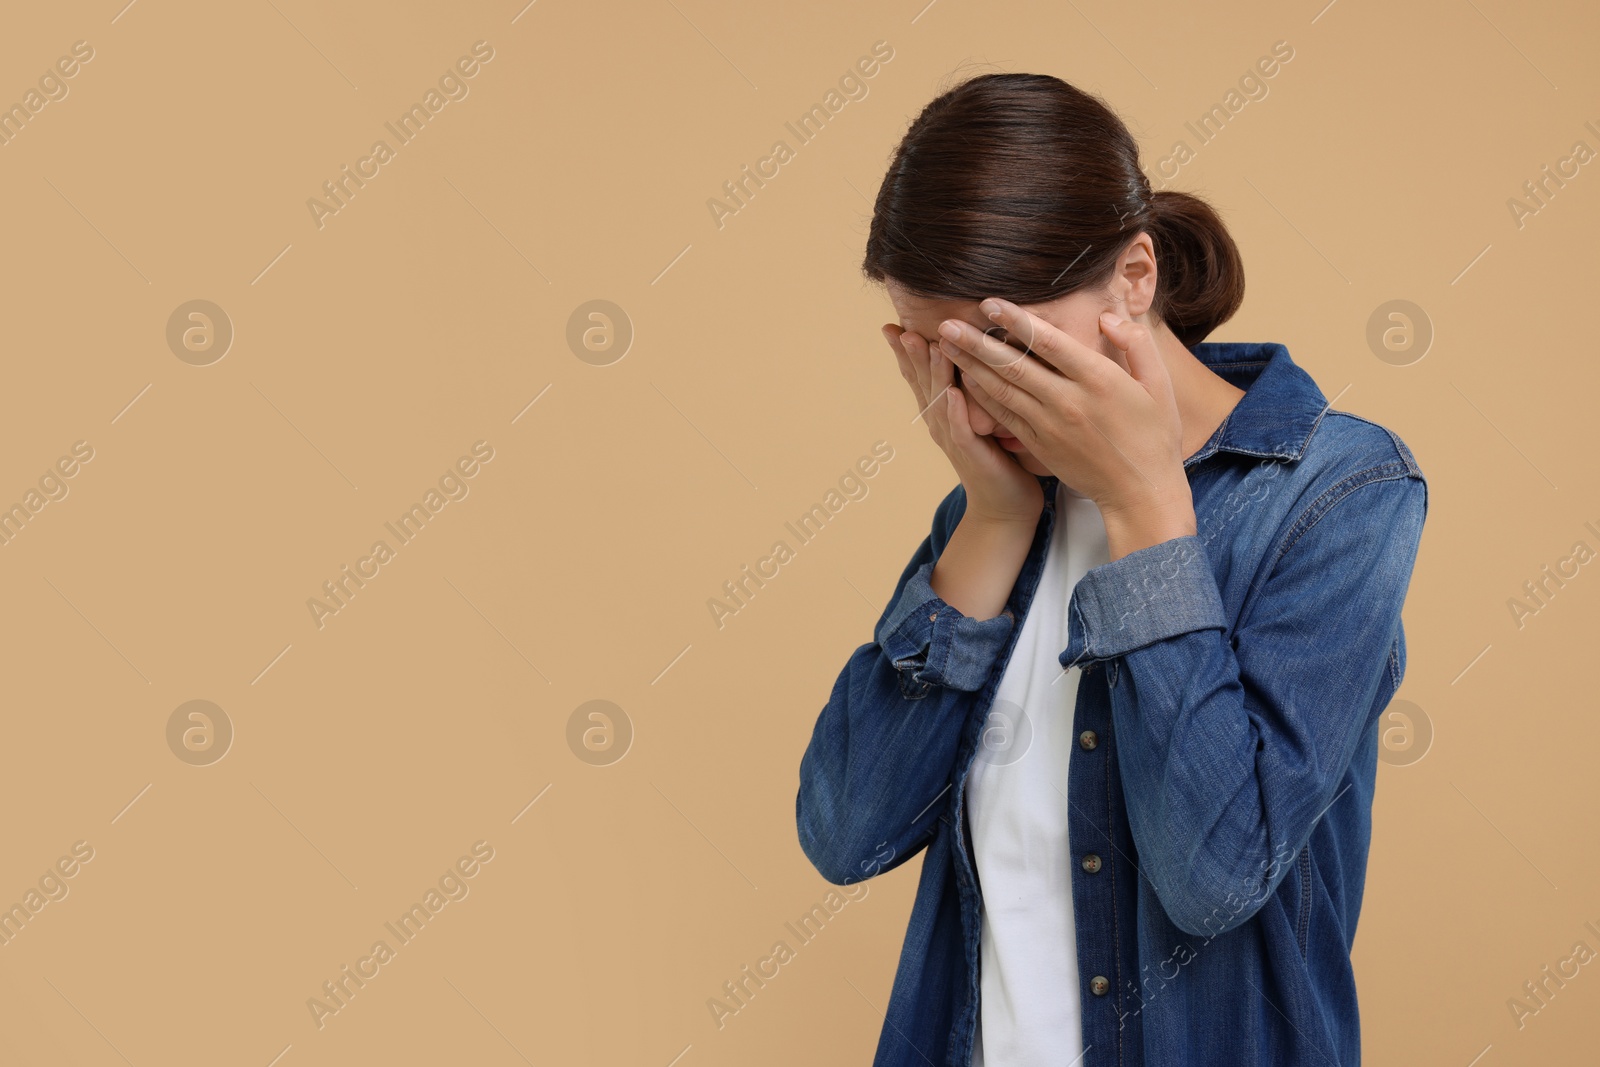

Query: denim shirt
[796,341,1429,1067]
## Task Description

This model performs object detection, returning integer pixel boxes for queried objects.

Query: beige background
[0,0,1595,1064]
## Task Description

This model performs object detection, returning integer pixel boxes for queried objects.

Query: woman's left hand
[935,298,1197,550]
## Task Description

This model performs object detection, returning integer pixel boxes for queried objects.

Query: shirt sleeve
[796,481,1034,885]
[876,558,1018,693]
[1058,465,1428,936]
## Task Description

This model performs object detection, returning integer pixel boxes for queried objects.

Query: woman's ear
[1113,232,1159,319]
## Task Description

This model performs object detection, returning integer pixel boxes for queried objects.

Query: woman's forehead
[886,284,988,338]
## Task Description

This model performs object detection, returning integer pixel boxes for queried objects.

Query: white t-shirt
[967,481,1109,1067]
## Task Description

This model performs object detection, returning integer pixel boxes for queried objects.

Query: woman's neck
[1148,319,1248,462]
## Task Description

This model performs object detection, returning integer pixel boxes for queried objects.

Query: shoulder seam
[1274,461,1422,568]
[1323,409,1424,479]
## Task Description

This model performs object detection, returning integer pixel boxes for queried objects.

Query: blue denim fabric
[796,341,1428,1067]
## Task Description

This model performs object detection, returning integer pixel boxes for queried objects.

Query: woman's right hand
[884,323,1044,527]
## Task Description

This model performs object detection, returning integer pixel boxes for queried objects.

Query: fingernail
[938,320,961,340]
[981,299,1004,321]
[1100,311,1122,325]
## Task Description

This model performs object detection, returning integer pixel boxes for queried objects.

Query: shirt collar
[1182,341,1331,465]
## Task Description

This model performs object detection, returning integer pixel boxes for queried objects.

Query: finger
[961,372,1026,439]
[882,323,905,358]
[978,298,1099,382]
[1098,312,1171,396]
[909,332,950,429]
[936,318,1058,426]
[888,325,930,409]
[883,324,920,399]
[944,375,1011,463]
[944,383,983,451]
[939,338,1043,435]
[926,336,955,431]
[937,318,1042,386]
[902,330,935,410]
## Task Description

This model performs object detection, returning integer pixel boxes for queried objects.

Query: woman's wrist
[931,510,1036,621]
[1101,486,1197,562]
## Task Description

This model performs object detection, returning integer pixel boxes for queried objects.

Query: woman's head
[863,73,1245,470]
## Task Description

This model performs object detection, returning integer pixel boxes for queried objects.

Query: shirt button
[1089,975,1110,996]
[1081,853,1102,874]
[929,612,938,622]
[1078,730,1098,750]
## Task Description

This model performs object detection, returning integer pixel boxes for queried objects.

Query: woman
[795,73,1428,1067]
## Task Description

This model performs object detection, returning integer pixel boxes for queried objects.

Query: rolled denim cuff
[876,559,1016,692]
[1059,534,1228,669]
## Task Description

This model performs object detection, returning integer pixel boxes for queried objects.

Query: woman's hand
[933,300,1196,553]
[884,322,1044,527]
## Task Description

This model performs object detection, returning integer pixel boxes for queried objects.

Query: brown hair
[861,73,1245,349]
